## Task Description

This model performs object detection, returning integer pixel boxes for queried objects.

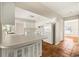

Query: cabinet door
[27,44,34,57]
[16,48,23,57]
[24,47,28,57]
[8,48,14,57]
[37,42,42,56]
[0,2,15,25]
[33,43,38,57]
[2,48,8,57]
[37,43,41,56]
[2,48,14,57]
[40,41,42,56]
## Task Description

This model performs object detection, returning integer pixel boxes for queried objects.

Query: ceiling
[16,2,79,18]
[15,2,60,19]
[15,7,50,22]
[42,2,79,17]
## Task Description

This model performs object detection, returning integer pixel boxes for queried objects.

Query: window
[64,19,78,36]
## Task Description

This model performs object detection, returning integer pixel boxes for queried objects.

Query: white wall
[36,16,64,45]
[0,20,2,43]
[0,4,2,43]
[78,15,79,36]
[35,18,56,44]
[55,17,64,45]
[35,17,56,27]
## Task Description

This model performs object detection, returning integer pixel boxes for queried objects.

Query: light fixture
[30,15,34,18]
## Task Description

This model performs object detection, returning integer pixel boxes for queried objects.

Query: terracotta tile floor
[42,36,79,57]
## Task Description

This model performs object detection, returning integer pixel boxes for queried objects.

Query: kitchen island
[0,34,42,57]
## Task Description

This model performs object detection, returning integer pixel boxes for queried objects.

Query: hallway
[42,36,79,57]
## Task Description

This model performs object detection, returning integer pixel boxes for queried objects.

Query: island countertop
[0,34,43,48]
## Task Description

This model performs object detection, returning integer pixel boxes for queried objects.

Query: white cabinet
[24,47,28,57]
[0,2,15,25]
[27,44,34,57]
[1,40,42,57]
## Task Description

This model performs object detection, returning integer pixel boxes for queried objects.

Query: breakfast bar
[0,34,42,57]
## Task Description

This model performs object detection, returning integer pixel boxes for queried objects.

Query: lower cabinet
[1,40,42,57]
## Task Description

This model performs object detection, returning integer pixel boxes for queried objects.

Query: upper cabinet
[0,2,15,25]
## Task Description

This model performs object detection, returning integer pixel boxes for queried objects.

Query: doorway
[52,23,56,45]
[64,19,79,45]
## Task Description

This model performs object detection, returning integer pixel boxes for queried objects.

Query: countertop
[0,34,43,48]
